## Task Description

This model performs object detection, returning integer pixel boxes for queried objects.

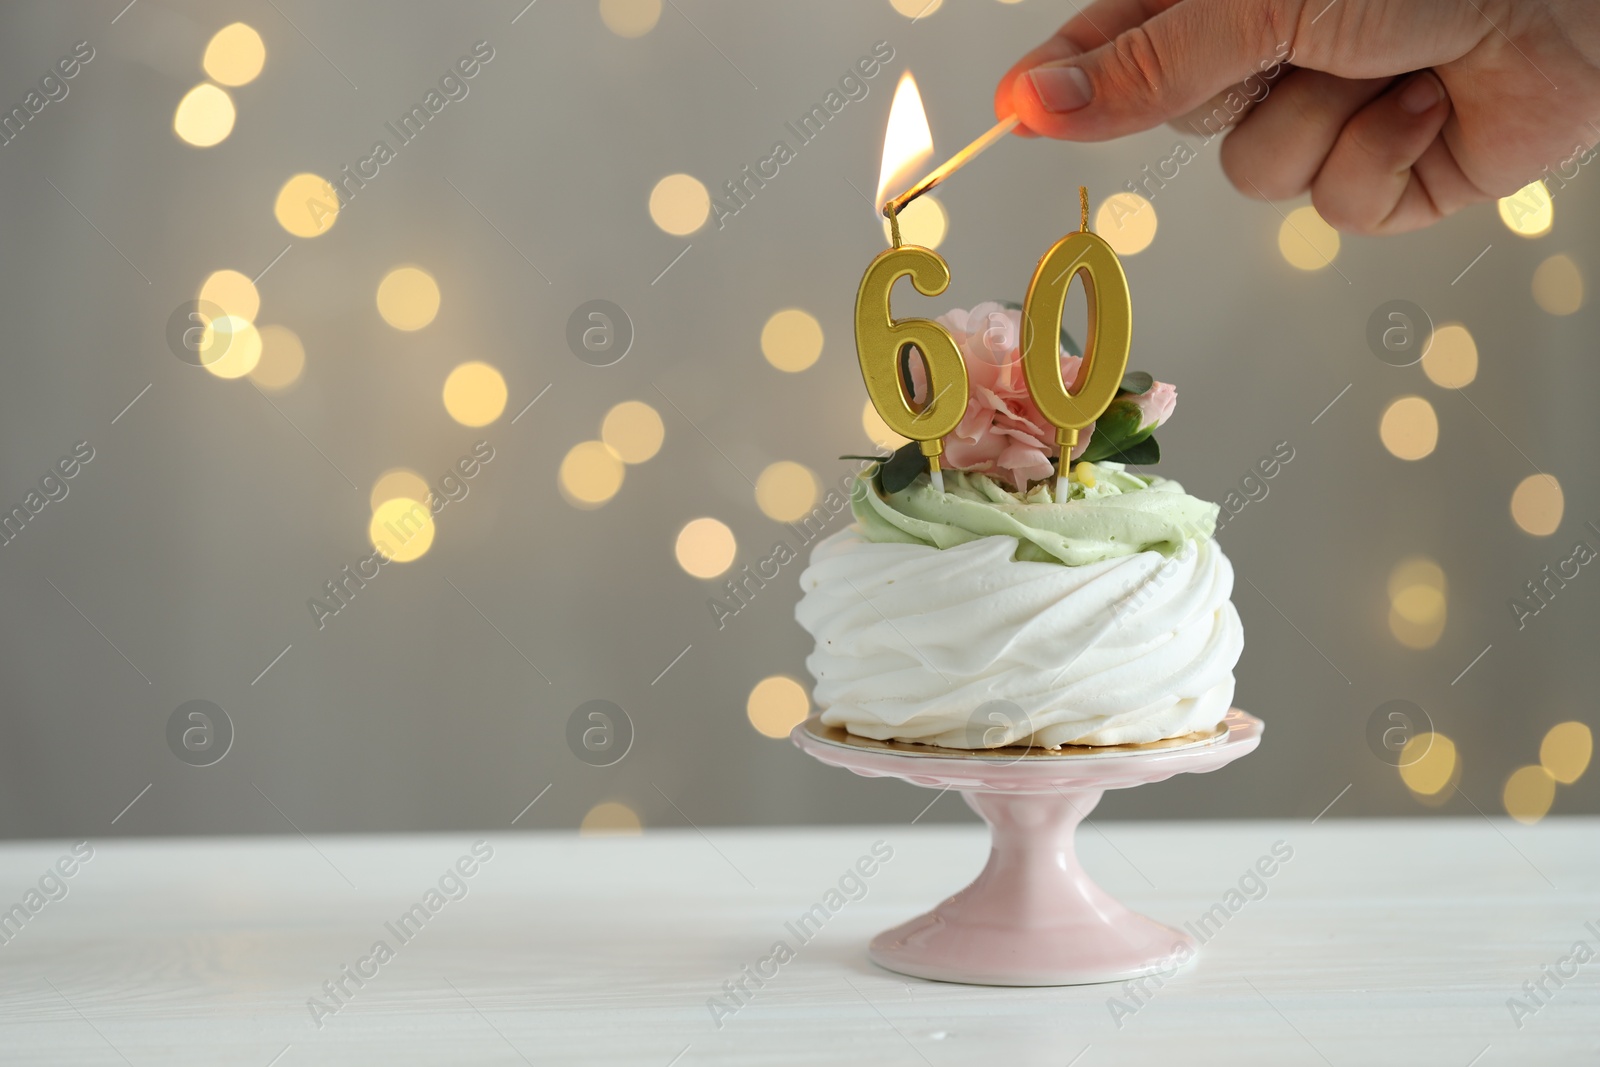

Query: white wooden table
[0,820,1595,1064]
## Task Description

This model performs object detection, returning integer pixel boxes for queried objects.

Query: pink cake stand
[792,708,1263,986]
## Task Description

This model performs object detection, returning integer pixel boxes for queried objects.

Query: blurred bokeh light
[560,441,626,508]
[1497,180,1553,237]
[580,801,642,835]
[1540,721,1593,784]
[173,83,234,147]
[649,173,710,235]
[202,22,266,86]
[274,173,340,237]
[377,267,442,331]
[1096,193,1157,255]
[756,461,819,522]
[1421,323,1477,389]
[199,269,260,322]
[369,497,435,563]
[599,0,661,37]
[1277,205,1339,270]
[675,518,736,579]
[249,324,305,391]
[442,362,508,427]
[1503,764,1556,824]
[1510,474,1564,536]
[747,675,810,738]
[1379,396,1438,460]
[1532,253,1584,315]
[370,468,432,512]
[761,309,824,373]
[1399,732,1457,797]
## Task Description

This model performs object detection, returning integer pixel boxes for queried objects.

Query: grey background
[0,0,1594,839]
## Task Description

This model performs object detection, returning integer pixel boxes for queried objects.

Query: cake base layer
[801,717,1228,761]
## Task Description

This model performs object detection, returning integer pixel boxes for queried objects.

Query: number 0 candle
[1021,189,1132,499]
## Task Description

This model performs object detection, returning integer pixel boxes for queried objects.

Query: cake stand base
[793,709,1263,987]
[870,788,1193,985]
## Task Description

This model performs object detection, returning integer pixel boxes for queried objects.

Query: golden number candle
[1020,190,1132,498]
[854,244,968,492]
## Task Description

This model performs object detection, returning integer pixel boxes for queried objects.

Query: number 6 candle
[854,244,967,494]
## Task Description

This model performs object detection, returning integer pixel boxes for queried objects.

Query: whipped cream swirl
[795,529,1243,748]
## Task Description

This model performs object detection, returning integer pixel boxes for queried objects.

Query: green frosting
[851,464,1218,566]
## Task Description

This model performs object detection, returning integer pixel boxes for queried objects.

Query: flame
[875,71,934,213]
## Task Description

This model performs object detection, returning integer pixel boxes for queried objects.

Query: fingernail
[1027,65,1093,113]
[1398,73,1443,115]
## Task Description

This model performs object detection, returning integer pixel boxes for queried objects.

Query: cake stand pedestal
[791,709,1263,986]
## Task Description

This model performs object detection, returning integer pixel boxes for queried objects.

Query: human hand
[993,0,1600,233]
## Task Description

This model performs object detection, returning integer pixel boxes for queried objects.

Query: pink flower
[907,303,1091,492]
[1128,380,1176,433]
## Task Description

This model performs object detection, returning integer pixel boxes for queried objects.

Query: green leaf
[1077,398,1145,463]
[879,442,930,494]
[1118,370,1153,395]
[1098,435,1160,466]
[837,455,885,462]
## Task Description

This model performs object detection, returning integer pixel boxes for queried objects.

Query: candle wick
[887,204,903,248]
[1079,186,1089,232]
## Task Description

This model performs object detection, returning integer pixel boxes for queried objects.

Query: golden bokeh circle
[249,324,306,391]
[747,675,811,739]
[376,266,441,331]
[1532,253,1584,315]
[1398,732,1456,795]
[862,399,908,450]
[1510,474,1563,536]
[1388,606,1445,650]
[199,269,260,322]
[1277,205,1340,270]
[274,173,340,238]
[756,461,819,522]
[761,309,824,373]
[559,441,626,508]
[369,497,435,563]
[601,401,664,464]
[648,173,710,235]
[203,22,266,86]
[882,195,947,248]
[599,0,662,37]
[890,0,943,16]
[1387,556,1446,600]
[1503,764,1556,824]
[174,83,236,147]
[675,517,736,579]
[200,315,262,379]
[1095,193,1157,255]
[442,362,508,427]
[369,468,431,512]
[1421,323,1477,389]
[1540,721,1592,785]
[1391,585,1445,626]
[1497,180,1553,237]
[580,801,642,836]
[1379,396,1438,460]
[1387,557,1446,650]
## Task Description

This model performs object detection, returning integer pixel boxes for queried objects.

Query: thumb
[1014,0,1296,141]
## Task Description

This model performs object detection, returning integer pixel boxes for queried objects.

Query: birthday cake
[794,303,1243,749]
